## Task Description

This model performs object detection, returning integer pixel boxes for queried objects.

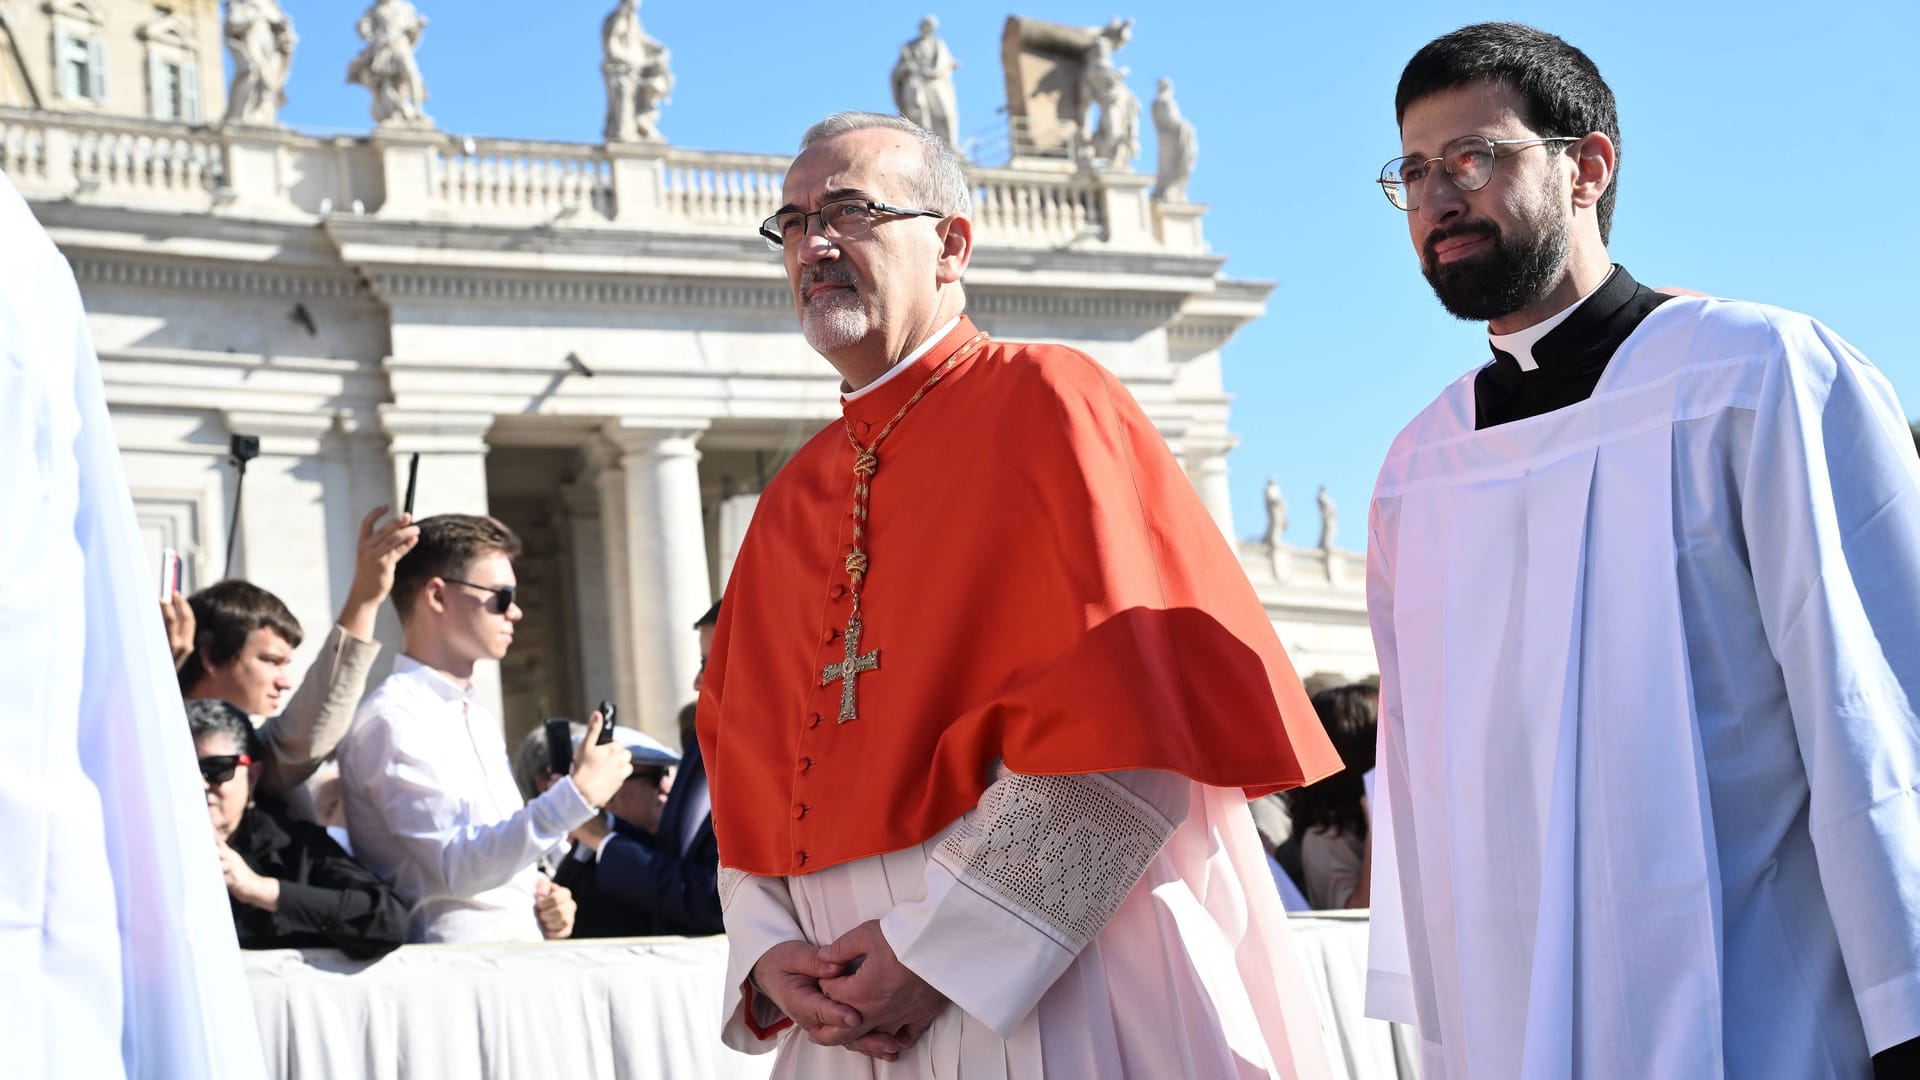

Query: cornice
[68,254,364,299]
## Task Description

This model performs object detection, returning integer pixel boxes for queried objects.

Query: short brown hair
[178,579,304,693]
[392,514,522,620]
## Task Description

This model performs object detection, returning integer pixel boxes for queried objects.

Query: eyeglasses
[1378,135,1581,211]
[759,198,945,252]
[199,753,252,785]
[444,578,518,614]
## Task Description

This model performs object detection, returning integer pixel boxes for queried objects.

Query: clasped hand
[752,920,946,1063]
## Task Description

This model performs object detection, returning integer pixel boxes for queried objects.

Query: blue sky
[274,0,1918,546]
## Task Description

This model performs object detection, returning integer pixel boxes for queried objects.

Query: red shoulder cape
[698,317,1341,876]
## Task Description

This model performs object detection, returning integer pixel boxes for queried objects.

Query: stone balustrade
[659,149,787,229]
[434,137,615,223]
[3,108,225,203]
[971,165,1105,246]
[0,106,1204,253]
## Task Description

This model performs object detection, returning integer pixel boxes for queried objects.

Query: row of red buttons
[796,544,858,871]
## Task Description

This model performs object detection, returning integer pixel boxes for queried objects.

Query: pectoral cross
[820,613,880,723]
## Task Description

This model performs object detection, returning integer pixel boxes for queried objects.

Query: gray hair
[185,697,260,758]
[799,111,971,218]
[512,721,584,804]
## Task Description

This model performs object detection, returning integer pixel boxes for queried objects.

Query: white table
[247,915,1416,1079]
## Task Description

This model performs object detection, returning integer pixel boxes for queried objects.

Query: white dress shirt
[338,656,596,943]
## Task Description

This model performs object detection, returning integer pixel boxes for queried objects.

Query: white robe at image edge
[0,171,266,1078]
[1365,296,1920,1079]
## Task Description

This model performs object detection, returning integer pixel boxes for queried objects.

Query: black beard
[1421,219,1569,322]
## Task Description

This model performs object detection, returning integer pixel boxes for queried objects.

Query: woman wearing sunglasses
[188,698,407,958]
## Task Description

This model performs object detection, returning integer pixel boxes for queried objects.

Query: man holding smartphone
[336,513,633,943]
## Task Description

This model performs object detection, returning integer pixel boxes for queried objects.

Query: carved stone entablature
[68,255,365,299]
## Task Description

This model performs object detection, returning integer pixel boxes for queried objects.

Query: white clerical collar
[1488,268,1616,372]
[842,316,962,402]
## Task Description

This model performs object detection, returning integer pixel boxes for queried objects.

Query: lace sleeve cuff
[932,770,1177,951]
[881,769,1184,1036]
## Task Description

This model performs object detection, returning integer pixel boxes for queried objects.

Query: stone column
[602,420,712,745]
[378,408,505,726]
[565,448,617,713]
[1186,444,1238,543]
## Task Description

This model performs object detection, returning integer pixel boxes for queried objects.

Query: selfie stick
[223,434,260,578]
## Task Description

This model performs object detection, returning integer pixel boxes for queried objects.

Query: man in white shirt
[1364,22,1920,1079]
[338,513,633,943]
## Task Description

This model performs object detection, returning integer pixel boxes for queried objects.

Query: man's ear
[1569,131,1615,211]
[935,214,972,285]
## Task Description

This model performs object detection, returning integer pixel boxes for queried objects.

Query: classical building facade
[1,2,1372,746]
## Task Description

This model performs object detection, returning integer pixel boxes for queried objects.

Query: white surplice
[719,766,1333,1078]
[1365,296,1920,1078]
[0,172,265,1077]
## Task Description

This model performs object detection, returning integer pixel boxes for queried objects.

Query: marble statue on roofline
[1264,476,1287,548]
[602,0,674,143]
[1318,485,1338,551]
[1081,35,1140,169]
[223,0,297,129]
[347,0,432,129]
[998,15,1134,161]
[891,15,961,151]
[1152,78,1197,202]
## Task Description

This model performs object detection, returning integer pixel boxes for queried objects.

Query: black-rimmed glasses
[1378,135,1581,211]
[759,198,945,252]
[445,578,518,614]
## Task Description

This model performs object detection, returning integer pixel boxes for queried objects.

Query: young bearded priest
[699,111,1344,1077]
[1363,22,1920,1080]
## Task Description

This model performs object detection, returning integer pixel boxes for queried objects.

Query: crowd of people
[16,14,1915,1076]
[167,499,1373,962]
[165,507,727,956]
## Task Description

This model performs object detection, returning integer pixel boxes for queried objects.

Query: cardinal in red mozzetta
[699,110,1342,1077]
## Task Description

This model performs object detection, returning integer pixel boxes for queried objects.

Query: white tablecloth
[246,915,1416,1079]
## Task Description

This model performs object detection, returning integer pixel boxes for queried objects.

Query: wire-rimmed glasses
[1378,135,1581,211]
[759,198,945,252]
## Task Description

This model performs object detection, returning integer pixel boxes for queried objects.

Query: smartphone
[403,453,421,516]
[158,547,183,601]
[544,718,574,776]
[597,699,618,744]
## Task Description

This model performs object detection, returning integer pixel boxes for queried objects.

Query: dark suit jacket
[559,740,723,938]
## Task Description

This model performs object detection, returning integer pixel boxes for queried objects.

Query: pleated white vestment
[0,171,267,1079]
[721,768,1336,1078]
[1365,295,1920,1078]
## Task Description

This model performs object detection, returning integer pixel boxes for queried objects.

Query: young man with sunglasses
[187,698,407,958]
[1364,23,1920,1079]
[336,513,634,943]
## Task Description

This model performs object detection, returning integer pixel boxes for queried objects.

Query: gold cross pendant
[820,613,880,723]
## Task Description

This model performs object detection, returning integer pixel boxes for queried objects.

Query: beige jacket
[256,625,381,799]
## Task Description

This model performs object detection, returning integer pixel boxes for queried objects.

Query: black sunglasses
[198,753,252,785]
[444,578,517,614]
